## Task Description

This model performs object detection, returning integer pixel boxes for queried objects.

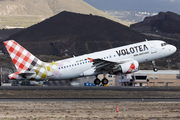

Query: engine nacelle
[114,60,139,74]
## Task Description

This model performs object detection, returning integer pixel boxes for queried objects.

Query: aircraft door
[149,42,157,54]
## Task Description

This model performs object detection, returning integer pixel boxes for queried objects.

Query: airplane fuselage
[50,40,176,80]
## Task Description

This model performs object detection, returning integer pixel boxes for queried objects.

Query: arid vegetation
[0,101,179,119]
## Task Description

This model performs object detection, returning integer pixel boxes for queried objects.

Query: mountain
[84,0,180,15]
[0,0,130,27]
[130,11,180,34]
[6,11,147,56]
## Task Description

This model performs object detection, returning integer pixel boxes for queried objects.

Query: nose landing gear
[152,60,158,72]
[153,68,158,72]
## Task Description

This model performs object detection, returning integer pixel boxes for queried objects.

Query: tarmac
[0,86,180,91]
[0,86,179,101]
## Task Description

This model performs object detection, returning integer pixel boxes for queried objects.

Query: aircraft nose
[171,45,177,53]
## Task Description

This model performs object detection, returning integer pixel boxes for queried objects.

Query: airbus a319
[4,40,176,85]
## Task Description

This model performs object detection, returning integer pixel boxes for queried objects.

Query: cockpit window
[161,43,167,47]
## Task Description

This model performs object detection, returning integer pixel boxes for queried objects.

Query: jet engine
[113,60,139,74]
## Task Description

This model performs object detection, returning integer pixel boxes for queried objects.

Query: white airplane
[4,40,176,85]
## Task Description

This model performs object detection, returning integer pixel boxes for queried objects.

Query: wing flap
[91,58,135,72]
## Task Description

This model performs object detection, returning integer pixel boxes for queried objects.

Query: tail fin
[4,40,43,72]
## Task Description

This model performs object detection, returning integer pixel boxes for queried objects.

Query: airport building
[116,70,180,86]
[135,70,180,86]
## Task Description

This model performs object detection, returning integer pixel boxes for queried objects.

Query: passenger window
[77,63,79,65]
[59,67,60,69]
[61,67,63,69]
[64,66,66,68]
[69,65,71,67]
[114,55,116,57]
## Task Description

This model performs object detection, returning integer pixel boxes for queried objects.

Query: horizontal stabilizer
[8,71,36,80]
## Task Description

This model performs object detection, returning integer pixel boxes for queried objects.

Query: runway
[0,98,180,102]
[0,86,180,101]
[0,86,180,91]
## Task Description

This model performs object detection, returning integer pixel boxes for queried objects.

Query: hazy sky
[84,0,180,14]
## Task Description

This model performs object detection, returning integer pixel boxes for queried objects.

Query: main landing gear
[94,77,109,86]
[152,60,158,72]
[102,78,108,85]
[94,77,101,85]
[94,72,109,86]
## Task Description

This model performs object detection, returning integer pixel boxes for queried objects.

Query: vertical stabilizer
[4,40,43,72]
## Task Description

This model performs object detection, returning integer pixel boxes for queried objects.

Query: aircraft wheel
[153,68,158,72]
[94,78,101,85]
[102,78,108,85]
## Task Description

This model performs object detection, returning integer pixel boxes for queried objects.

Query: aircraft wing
[92,58,134,72]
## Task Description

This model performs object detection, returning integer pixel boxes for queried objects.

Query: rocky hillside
[0,0,130,28]
[6,11,147,56]
[130,11,180,52]
[130,11,180,34]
